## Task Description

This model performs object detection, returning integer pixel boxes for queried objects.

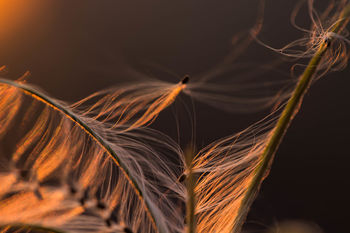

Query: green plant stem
[0,79,163,233]
[232,3,350,233]
[185,147,196,233]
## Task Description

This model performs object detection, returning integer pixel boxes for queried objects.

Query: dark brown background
[0,0,349,232]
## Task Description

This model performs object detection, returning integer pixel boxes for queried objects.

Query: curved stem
[232,3,350,233]
[0,79,162,233]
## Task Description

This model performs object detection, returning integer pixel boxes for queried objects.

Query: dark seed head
[105,218,112,227]
[34,189,43,200]
[179,174,186,182]
[324,38,331,47]
[79,189,89,206]
[69,185,77,195]
[124,227,133,233]
[83,189,89,199]
[108,211,119,224]
[97,201,106,209]
[19,169,31,181]
[79,197,85,206]
[181,75,190,84]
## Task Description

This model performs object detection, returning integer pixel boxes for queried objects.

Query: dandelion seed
[192,114,277,233]
[254,0,350,78]
[0,78,186,233]
[71,79,188,132]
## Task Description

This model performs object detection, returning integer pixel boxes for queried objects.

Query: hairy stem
[232,3,350,233]
[0,79,163,233]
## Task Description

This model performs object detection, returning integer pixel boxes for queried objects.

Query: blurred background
[0,0,349,232]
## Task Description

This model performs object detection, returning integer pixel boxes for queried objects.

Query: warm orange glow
[129,82,186,130]
[0,0,54,42]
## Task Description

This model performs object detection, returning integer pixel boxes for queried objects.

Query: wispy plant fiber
[0,78,187,233]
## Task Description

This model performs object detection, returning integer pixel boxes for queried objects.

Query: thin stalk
[185,146,196,233]
[0,79,163,233]
[232,3,350,233]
